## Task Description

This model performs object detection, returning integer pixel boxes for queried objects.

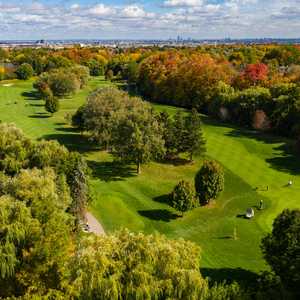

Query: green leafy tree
[72,104,86,131]
[87,59,104,76]
[0,168,72,298]
[34,69,80,98]
[70,65,90,88]
[45,96,59,114]
[68,229,207,299]
[185,109,206,161]
[15,63,34,80]
[78,87,129,148]
[261,209,300,293]
[156,111,177,158]
[195,160,225,205]
[170,180,198,214]
[0,196,38,281]
[112,99,165,174]
[0,123,32,175]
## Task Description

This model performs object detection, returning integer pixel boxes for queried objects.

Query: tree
[34,68,81,98]
[70,65,90,88]
[0,196,37,280]
[15,63,33,80]
[87,59,104,76]
[78,87,129,148]
[172,111,187,155]
[170,180,198,214]
[105,69,114,81]
[112,98,165,174]
[261,209,300,293]
[0,168,72,298]
[235,63,268,88]
[195,160,224,205]
[185,109,206,161]
[45,95,59,114]
[0,123,32,175]
[72,104,86,131]
[68,229,207,299]
[48,70,80,97]
[156,111,177,158]
[0,66,5,80]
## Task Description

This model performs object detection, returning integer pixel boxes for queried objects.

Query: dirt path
[85,212,106,236]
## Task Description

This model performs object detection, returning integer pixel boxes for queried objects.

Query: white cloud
[70,4,80,10]
[0,1,299,40]
[88,4,114,16]
[163,0,203,7]
[122,5,147,18]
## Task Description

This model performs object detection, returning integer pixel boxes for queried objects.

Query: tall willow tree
[68,230,208,300]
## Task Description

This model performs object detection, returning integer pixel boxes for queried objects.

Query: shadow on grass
[236,214,247,219]
[160,157,192,166]
[216,236,234,239]
[29,114,50,119]
[265,144,300,175]
[153,194,171,205]
[29,103,44,107]
[88,160,136,182]
[201,267,259,284]
[224,128,300,175]
[22,90,40,100]
[138,209,180,222]
[41,132,95,153]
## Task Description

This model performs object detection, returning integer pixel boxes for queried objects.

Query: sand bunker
[2,83,14,87]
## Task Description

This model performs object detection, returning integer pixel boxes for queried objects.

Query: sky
[0,0,300,40]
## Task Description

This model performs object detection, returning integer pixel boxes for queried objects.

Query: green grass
[1,78,300,280]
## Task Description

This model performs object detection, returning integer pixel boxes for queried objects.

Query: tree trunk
[189,152,193,162]
[137,161,141,174]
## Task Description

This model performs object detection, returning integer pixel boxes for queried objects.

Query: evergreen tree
[173,111,187,155]
[185,109,206,161]
[170,180,198,214]
[45,96,59,114]
[195,160,225,205]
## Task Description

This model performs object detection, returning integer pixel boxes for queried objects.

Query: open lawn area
[1,78,299,281]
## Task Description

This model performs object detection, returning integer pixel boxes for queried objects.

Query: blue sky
[0,1,299,40]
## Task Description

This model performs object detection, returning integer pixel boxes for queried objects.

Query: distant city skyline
[0,1,300,40]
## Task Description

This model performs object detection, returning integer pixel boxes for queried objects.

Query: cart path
[85,212,106,236]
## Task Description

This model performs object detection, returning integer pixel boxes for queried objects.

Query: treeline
[132,50,300,139]
[0,47,111,80]
[1,45,300,140]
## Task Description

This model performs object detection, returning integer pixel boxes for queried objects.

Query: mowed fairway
[1,79,299,278]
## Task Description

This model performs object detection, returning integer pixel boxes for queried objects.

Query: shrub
[170,180,198,213]
[15,63,33,80]
[195,160,224,205]
[72,105,86,131]
[45,96,59,114]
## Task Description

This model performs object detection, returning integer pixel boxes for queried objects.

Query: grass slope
[1,79,299,279]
